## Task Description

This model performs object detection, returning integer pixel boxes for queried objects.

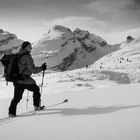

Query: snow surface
[0,26,140,140]
[0,83,140,140]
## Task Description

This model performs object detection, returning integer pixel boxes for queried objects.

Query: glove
[41,63,47,71]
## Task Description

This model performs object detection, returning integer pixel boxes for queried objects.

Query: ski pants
[9,82,41,115]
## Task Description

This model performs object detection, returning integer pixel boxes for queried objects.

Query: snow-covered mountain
[0,29,23,56]
[93,36,140,71]
[92,36,140,83]
[0,25,120,74]
[32,25,120,71]
[0,29,23,75]
[0,25,137,75]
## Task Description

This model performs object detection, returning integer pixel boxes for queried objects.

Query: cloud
[42,16,111,34]
[1,0,139,27]
[42,16,140,44]
[84,0,140,31]
[0,0,139,44]
[102,27,140,44]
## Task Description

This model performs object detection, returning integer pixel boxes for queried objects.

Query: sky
[0,0,140,44]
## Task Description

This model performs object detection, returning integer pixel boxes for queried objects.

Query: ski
[38,99,68,111]
[0,99,68,126]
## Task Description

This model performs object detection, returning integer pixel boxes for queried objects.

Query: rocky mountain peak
[32,25,114,71]
[0,29,23,56]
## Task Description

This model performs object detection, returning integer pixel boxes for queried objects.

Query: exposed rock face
[32,25,113,71]
[0,29,24,75]
[0,29,23,56]
[0,25,119,73]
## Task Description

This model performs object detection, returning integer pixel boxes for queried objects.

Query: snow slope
[0,36,140,98]
[93,37,140,83]
[0,30,140,140]
[0,84,140,140]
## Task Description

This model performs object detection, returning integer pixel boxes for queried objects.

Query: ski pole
[40,69,45,106]
[6,81,8,86]
[26,90,29,110]
[41,70,45,96]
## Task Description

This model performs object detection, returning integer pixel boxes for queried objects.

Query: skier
[8,41,47,117]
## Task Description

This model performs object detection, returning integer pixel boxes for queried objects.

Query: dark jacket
[16,49,42,84]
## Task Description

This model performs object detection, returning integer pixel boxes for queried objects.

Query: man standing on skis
[9,41,47,117]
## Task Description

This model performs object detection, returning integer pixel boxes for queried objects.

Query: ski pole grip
[63,99,68,103]
[42,63,47,71]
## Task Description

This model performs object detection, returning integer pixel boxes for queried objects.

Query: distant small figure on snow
[127,36,134,42]
[86,64,88,69]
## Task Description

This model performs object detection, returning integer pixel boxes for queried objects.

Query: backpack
[1,53,27,82]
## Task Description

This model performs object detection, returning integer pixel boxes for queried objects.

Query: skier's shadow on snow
[24,104,140,117]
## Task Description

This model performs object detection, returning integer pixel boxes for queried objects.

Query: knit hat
[22,41,31,49]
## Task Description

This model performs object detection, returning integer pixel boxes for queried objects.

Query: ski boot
[34,105,45,111]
